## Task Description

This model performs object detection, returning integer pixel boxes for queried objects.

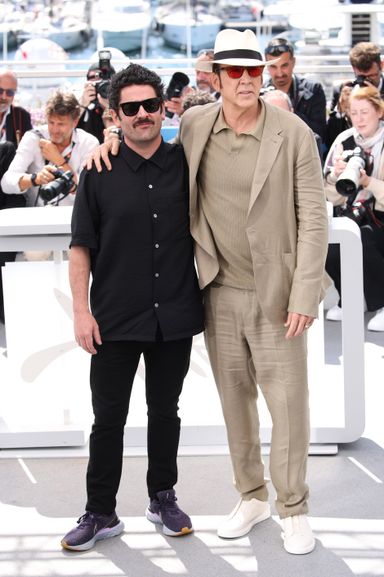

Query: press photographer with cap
[194,48,221,99]
[89,28,328,554]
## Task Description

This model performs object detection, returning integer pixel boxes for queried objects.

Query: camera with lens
[88,50,114,110]
[95,49,114,98]
[335,146,372,196]
[39,169,75,204]
[165,72,190,118]
[95,79,111,99]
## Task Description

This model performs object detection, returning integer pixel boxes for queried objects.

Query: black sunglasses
[0,87,16,97]
[119,97,162,117]
[265,44,294,57]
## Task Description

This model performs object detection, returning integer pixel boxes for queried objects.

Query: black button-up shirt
[71,140,204,341]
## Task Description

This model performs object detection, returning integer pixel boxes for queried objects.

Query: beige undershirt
[197,103,266,289]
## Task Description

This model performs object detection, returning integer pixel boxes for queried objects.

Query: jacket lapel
[248,105,284,216]
[186,104,220,215]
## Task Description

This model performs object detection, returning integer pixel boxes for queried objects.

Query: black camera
[335,200,371,226]
[39,169,75,204]
[165,72,190,118]
[95,79,111,99]
[88,50,115,111]
[98,49,114,81]
[335,146,372,196]
[352,75,370,87]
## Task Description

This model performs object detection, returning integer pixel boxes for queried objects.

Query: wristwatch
[30,173,38,186]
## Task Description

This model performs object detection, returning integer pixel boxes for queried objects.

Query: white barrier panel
[0,208,365,450]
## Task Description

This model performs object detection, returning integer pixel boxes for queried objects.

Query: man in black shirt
[62,64,204,552]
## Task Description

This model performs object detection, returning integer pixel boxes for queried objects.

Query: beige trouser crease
[204,284,310,519]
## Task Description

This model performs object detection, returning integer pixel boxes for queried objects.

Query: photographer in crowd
[263,37,327,142]
[324,84,384,331]
[331,42,384,111]
[194,48,220,99]
[78,56,116,143]
[0,68,33,208]
[1,90,99,208]
[0,68,33,324]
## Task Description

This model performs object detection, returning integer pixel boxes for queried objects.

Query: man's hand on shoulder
[85,132,121,172]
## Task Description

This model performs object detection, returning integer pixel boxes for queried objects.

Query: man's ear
[110,108,122,128]
[211,72,221,92]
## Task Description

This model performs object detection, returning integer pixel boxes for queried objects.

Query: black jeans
[86,337,193,514]
[326,222,384,311]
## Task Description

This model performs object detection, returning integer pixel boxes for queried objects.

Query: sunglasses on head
[219,66,264,79]
[265,44,293,57]
[87,73,100,81]
[197,48,214,58]
[120,97,162,117]
[0,87,16,97]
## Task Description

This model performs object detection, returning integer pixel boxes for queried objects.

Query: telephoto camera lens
[165,72,190,118]
[335,147,370,196]
[38,170,75,204]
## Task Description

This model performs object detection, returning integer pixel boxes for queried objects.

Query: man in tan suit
[178,28,328,555]
[90,28,328,555]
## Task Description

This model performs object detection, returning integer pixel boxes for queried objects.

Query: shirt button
[154,302,159,308]
[149,184,153,189]
[153,213,158,218]
[155,243,159,249]
[155,272,159,278]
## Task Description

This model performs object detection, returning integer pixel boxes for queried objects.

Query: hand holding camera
[80,81,98,108]
[38,167,76,205]
[35,164,58,187]
[335,146,373,196]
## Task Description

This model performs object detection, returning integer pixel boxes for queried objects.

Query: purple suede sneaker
[145,489,193,536]
[61,511,125,551]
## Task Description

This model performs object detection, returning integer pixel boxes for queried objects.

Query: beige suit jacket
[178,100,329,323]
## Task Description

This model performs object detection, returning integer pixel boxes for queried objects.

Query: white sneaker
[217,498,271,539]
[326,304,342,321]
[281,514,315,555]
[367,307,384,331]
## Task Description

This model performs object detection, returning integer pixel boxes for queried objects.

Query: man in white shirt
[1,90,99,207]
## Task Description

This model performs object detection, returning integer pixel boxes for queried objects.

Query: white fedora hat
[195,29,280,72]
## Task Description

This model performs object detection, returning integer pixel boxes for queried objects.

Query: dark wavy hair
[108,64,165,112]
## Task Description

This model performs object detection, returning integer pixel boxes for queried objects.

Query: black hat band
[214,49,263,62]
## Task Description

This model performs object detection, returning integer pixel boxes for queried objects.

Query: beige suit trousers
[204,284,310,518]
